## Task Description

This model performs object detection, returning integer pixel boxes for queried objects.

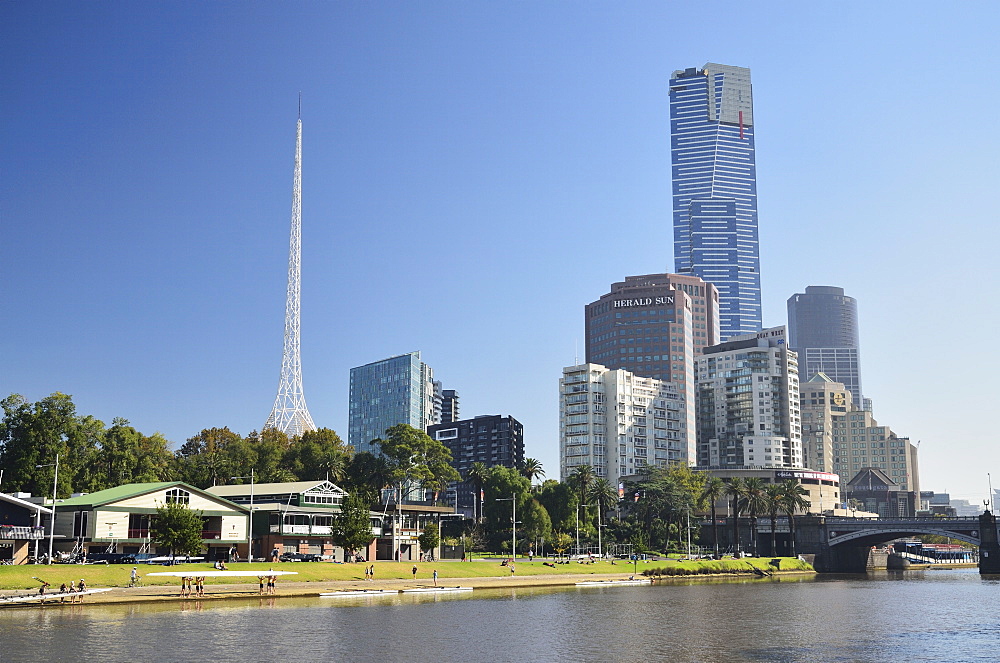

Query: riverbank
[0,557,814,606]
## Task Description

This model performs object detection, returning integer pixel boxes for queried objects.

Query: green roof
[55,482,244,511]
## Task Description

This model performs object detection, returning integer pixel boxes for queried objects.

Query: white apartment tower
[560,363,695,485]
[695,326,802,468]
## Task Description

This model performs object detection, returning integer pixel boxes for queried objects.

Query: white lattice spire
[265,101,317,437]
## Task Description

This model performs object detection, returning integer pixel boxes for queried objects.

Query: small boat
[0,588,113,605]
[320,589,397,597]
[145,570,299,578]
[575,578,652,587]
[400,586,473,594]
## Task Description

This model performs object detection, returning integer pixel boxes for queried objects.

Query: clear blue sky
[3,2,998,501]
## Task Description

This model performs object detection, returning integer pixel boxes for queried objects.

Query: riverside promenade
[0,557,814,607]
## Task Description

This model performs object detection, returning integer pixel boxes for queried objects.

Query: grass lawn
[0,557,811,590]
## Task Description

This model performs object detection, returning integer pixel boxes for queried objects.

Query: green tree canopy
[374,424,460,497]
[332,493,375,558]
[418,521,440,554]
[151,500,205,558]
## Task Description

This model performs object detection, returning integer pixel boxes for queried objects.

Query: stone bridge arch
[828,527,981,548]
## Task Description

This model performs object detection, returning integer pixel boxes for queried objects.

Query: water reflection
[1,569,997,662]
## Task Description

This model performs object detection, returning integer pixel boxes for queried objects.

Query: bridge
[794,511,1000,573]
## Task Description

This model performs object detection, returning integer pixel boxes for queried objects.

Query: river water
[1,569,997,662]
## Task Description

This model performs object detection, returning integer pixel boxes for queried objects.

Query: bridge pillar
[979,511,1000,575]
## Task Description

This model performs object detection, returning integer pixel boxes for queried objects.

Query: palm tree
[700,477,727,558]
[466,462,489,523]
[725,478,745,556]
[571,465,594,509]
[743,477,767,557]
[520,458,546,487]
[764,483,784,556]
[779,479,811,556]
[590,478,618,531]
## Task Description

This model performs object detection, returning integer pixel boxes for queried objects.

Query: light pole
[35,454,59,564]
[496,495,516,558]
[231,469,255,562]
[576,504,590,558]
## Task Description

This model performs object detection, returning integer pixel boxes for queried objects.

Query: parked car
[278,552,322,562]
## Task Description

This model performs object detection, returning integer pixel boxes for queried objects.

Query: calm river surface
[1,569,997,662]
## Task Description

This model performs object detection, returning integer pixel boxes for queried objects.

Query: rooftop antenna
[574,339,579,365]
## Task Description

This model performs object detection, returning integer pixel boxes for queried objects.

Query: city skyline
[3,3,999,501]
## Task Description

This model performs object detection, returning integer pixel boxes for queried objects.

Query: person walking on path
[411,564,418,579]
[130,567,139,587]
[432,569,438,587]
[510,563,515,576]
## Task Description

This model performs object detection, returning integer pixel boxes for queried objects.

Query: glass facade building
[669,63,762,339]
[348,351,437,454]
[787,286,864,407]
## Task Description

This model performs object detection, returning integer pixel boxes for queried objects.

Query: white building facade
[695,326,803,469]
[560,363,695,485]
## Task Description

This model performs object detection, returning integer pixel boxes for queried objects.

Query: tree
[764,483,784,556]
[520,458,545,486]
[284,428,352,482]
[466,462,490,521]
[571,465,594,509]
[779,480,811,557]
[342,452,393,505]
[549,531,573,558]
[151,500,204,558]
[174,427,242,488]
[590,478,618,530]
[418,522,440,556]
[521,498,552,549]
[100,418,173,488]
[332,493,375,560]
[481,466,532,553]
[700,477,727,558]
[743,477,767,556]
[536,480,579,534]
[374,424,460,499]
[726,478,746,556]
[0,392,103,498]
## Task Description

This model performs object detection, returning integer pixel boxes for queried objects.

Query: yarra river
[0,568,997,662]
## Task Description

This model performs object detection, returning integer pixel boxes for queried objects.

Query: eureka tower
[669,63,761,339]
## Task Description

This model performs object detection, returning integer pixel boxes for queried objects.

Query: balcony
[0,525,46,540]
[268,524,333,536]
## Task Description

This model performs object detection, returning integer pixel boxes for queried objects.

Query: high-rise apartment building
[348,352,438,454]
[560,363,694,484]
[830,408,918,494]
[428,415,524,517]
[440,390,460,425]
[670,63,762,339]
[695,326,802,469]
[585,273,720,385]
[787,286,865,407]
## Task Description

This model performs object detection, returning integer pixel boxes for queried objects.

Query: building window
[165,488,190,505]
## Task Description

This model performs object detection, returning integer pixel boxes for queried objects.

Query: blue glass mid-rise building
[669,63,762,339]
[348,351,439,454]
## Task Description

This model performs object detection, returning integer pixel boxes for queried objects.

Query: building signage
[614,296,674,309]
[775,470,838,482]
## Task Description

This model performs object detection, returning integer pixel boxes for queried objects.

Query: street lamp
[35,454,59,564]
[231,469,255,562]
[496,495,516,558]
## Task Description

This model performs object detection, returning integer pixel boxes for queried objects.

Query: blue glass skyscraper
[670,63,762,339]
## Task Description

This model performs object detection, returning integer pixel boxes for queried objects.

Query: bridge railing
[824,516,980,525]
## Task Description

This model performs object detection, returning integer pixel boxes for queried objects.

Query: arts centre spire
[265,98,317,437]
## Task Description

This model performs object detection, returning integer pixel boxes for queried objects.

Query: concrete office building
[670,63,762,338]
[586,274,720,388]
[787,286,866,407]
[798,373,853,474]
[428,415,524,517]
[560,363,694,484]
[348,351,439,454]
[830,409,919,494]
[695,326,803,469]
